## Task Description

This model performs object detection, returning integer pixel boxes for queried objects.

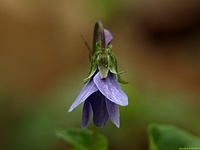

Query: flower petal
[82,99,92,129]
[94,72,128,106]
[104,29,113,47]
[89,91,109,128]
[105,98,120,128]
[98,29,113,47]
[68,80,98,112]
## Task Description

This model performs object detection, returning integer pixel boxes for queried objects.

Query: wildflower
[68,22,128,129]
[68,71,128,129]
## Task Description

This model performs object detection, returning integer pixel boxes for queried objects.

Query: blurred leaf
[55,128,108,150]
[148,124,200,150]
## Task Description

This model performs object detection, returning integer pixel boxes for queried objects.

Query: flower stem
[93,20,106,53]
[93,125,99,150]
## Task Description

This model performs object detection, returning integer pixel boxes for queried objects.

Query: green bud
[97,52,109,79]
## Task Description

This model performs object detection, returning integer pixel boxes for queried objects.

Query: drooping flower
[68,72,128,129]
[68,24,128,129]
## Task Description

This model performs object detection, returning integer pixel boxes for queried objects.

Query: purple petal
[105,98,120,128]
[89,91,109,128]
[82,100,92,129]
[68,80,98,112]
[104,29,113,47]
[94,72,128,106]
[98,29,113,47]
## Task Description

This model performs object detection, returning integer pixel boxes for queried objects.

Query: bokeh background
[1,0,200,149]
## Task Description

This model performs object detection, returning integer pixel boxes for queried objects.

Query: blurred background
[1,0,200,149]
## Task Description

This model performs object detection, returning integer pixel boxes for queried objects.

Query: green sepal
[97,52,109,79]
[94,42,101,54]
[83,43,102,83]
[109,53,118,74]
[107,45,113,53]
[83,52,99,83]
[108,49,128,84]
[118,74,128,84]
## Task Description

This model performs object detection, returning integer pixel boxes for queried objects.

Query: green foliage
[148,124,200,150]
[55,128,108,150]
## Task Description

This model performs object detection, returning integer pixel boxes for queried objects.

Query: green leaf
[55,128,108,150]
[148,124,200,150]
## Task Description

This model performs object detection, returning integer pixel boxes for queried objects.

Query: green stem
[93,125,99,150]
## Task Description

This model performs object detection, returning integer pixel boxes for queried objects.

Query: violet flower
[68,71,128,129]
[68,29,128,129]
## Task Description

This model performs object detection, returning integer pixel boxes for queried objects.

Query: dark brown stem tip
[94,20,106,49]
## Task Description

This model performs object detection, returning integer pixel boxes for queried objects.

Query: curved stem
[93,20,106,55]
[97,21,106,49]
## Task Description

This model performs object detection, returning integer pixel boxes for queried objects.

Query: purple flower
[68,72,128,129]
[68,28,128,129]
